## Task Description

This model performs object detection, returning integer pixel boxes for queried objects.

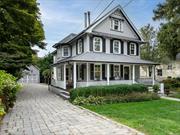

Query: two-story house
[51,5,157,92]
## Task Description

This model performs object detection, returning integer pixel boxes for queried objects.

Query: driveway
[0,84,141,135]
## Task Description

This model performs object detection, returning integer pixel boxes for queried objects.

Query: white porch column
[132,64,135,84]
[152,65,155,85]
[107,63,110,85]
[86,63,89,87]
[63,64,66,89]
[73,62,77,89]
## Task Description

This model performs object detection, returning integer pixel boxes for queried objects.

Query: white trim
[93,37,102,52]
[130,43,136,55]
[132,65,135,84]
[73,62,77,88]
[62,46,70,57]
[111,18,123,32]
[77,39,83,54]
[113,40,121,54]
[107,64,110,85]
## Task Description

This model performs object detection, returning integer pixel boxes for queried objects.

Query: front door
[124,66,129,80]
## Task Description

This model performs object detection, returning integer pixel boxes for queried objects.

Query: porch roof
[55,52,158,65]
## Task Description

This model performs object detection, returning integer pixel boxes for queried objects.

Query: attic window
[62,46,70,57]
[77,39,83,54]
[111,18,123,32]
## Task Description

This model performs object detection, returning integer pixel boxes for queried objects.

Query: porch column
[132,64,135,84]
[73,62,77,89]
[107,63,110,85]
[86,63,89,87]
[152,65,155,85]
[63,64,66,89]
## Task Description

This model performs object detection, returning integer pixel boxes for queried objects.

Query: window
[57,66,63,81]
[77,39,83,54]
[94,64,101,80]
[62,46,70,57]
[93,37,102,52]
[167,64,172,70]
[114,65,120,79]
[157,69,162,76]
[130,43,136,55]
[111,19,123,31]
[113,40,121,54]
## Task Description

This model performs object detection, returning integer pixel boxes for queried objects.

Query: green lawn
[84,99,180,135]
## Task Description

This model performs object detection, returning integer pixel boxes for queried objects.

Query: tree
[0,0,45,78]
[140,24,157,61]
[153,0,180,60]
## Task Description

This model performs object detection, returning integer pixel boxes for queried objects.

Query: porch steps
[60,90,70,100]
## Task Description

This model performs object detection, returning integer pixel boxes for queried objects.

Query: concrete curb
[75,104,144,135]
[161,96,180,102]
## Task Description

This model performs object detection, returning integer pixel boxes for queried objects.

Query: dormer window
[93,37,102,52]
[62,46,70,57]
[130,43,136,55]
[113,40,121,54]
[111,18,123,32]
[77,39,83,54]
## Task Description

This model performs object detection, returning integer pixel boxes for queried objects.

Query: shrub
[72,96,105,105]
[153,84,159,93]
[70,84,148,101]
[0,70,20,112]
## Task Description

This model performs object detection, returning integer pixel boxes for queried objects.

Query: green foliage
[153,0,180,60]
[162,77,180,88]
[0,99,6,118]
[72,96,105,106]
[70,84,148,101]
[0,0,45,77]
[0,70,21,112]
[153,84,159,93]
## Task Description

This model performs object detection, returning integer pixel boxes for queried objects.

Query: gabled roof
[53,33,77,48]
[54,52,158,65]
[67,5,143,43]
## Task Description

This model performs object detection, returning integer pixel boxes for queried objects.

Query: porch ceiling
[54,52,158,65]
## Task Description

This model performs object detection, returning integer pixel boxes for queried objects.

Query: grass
[84,99,180,135]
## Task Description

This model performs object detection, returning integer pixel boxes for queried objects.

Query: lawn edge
[76,105,144,135]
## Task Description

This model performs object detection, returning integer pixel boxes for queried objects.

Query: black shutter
[76,65,78,80]
[102,38,106,52]
[121,40,124,54]
[110,64,114,78]
[110,39,113,53]
[120,65,123,78]
[90,36,93,51]
[82,38,84,53]
[76,41,78,55]
[102,64,105,80]
[127,42,130,55]
[136,43,139,56]
[81,64,84,80]
[90,64,94,80]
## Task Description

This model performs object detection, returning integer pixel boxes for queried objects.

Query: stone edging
[75,104,144,135]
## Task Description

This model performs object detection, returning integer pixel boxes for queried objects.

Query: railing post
[73,62,77,89]
[63,63,66,89]
[132,64,135,84]
[107,63,110,85]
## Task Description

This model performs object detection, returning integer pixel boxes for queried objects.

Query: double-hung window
[94,64,101,80]
[93,37,102,52]
[114,65,120,79]
[113,40,121,54]
[112,18,123,32]
[130,43,136,55]
[62,46,70,57]
[77,39,83,54]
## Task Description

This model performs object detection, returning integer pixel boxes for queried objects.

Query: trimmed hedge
[70,84,148,101]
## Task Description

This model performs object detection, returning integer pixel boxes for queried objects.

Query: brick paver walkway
[0,84,142,135]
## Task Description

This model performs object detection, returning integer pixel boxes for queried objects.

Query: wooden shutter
[110,64,114,78]
[121,40,124,54]
[110,39,113,53]
[102,38,106,52]
[120,65,123,78]
[82,38,84,53]
[136,43,139,56]
[90,64,94,80]
[90,36,93,51]
[127,42,130,55]
[76,41,78,55]
[76,65,78,80]
[81,64,84,80]
[102,64,105,80]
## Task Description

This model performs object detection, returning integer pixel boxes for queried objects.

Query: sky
[36,0,165,57]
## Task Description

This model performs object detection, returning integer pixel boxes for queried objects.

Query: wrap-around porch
[52,61,156,90]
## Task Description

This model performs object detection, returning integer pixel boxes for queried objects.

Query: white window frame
[114,64,120,79]
[130,43,136,55]
[57,66,62,81]
[94,64,102,80]
[111,18,123,32]
[93,37,102,52]
[62,46,70,57]
[77,39,83,54]
[113,40,121,54]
